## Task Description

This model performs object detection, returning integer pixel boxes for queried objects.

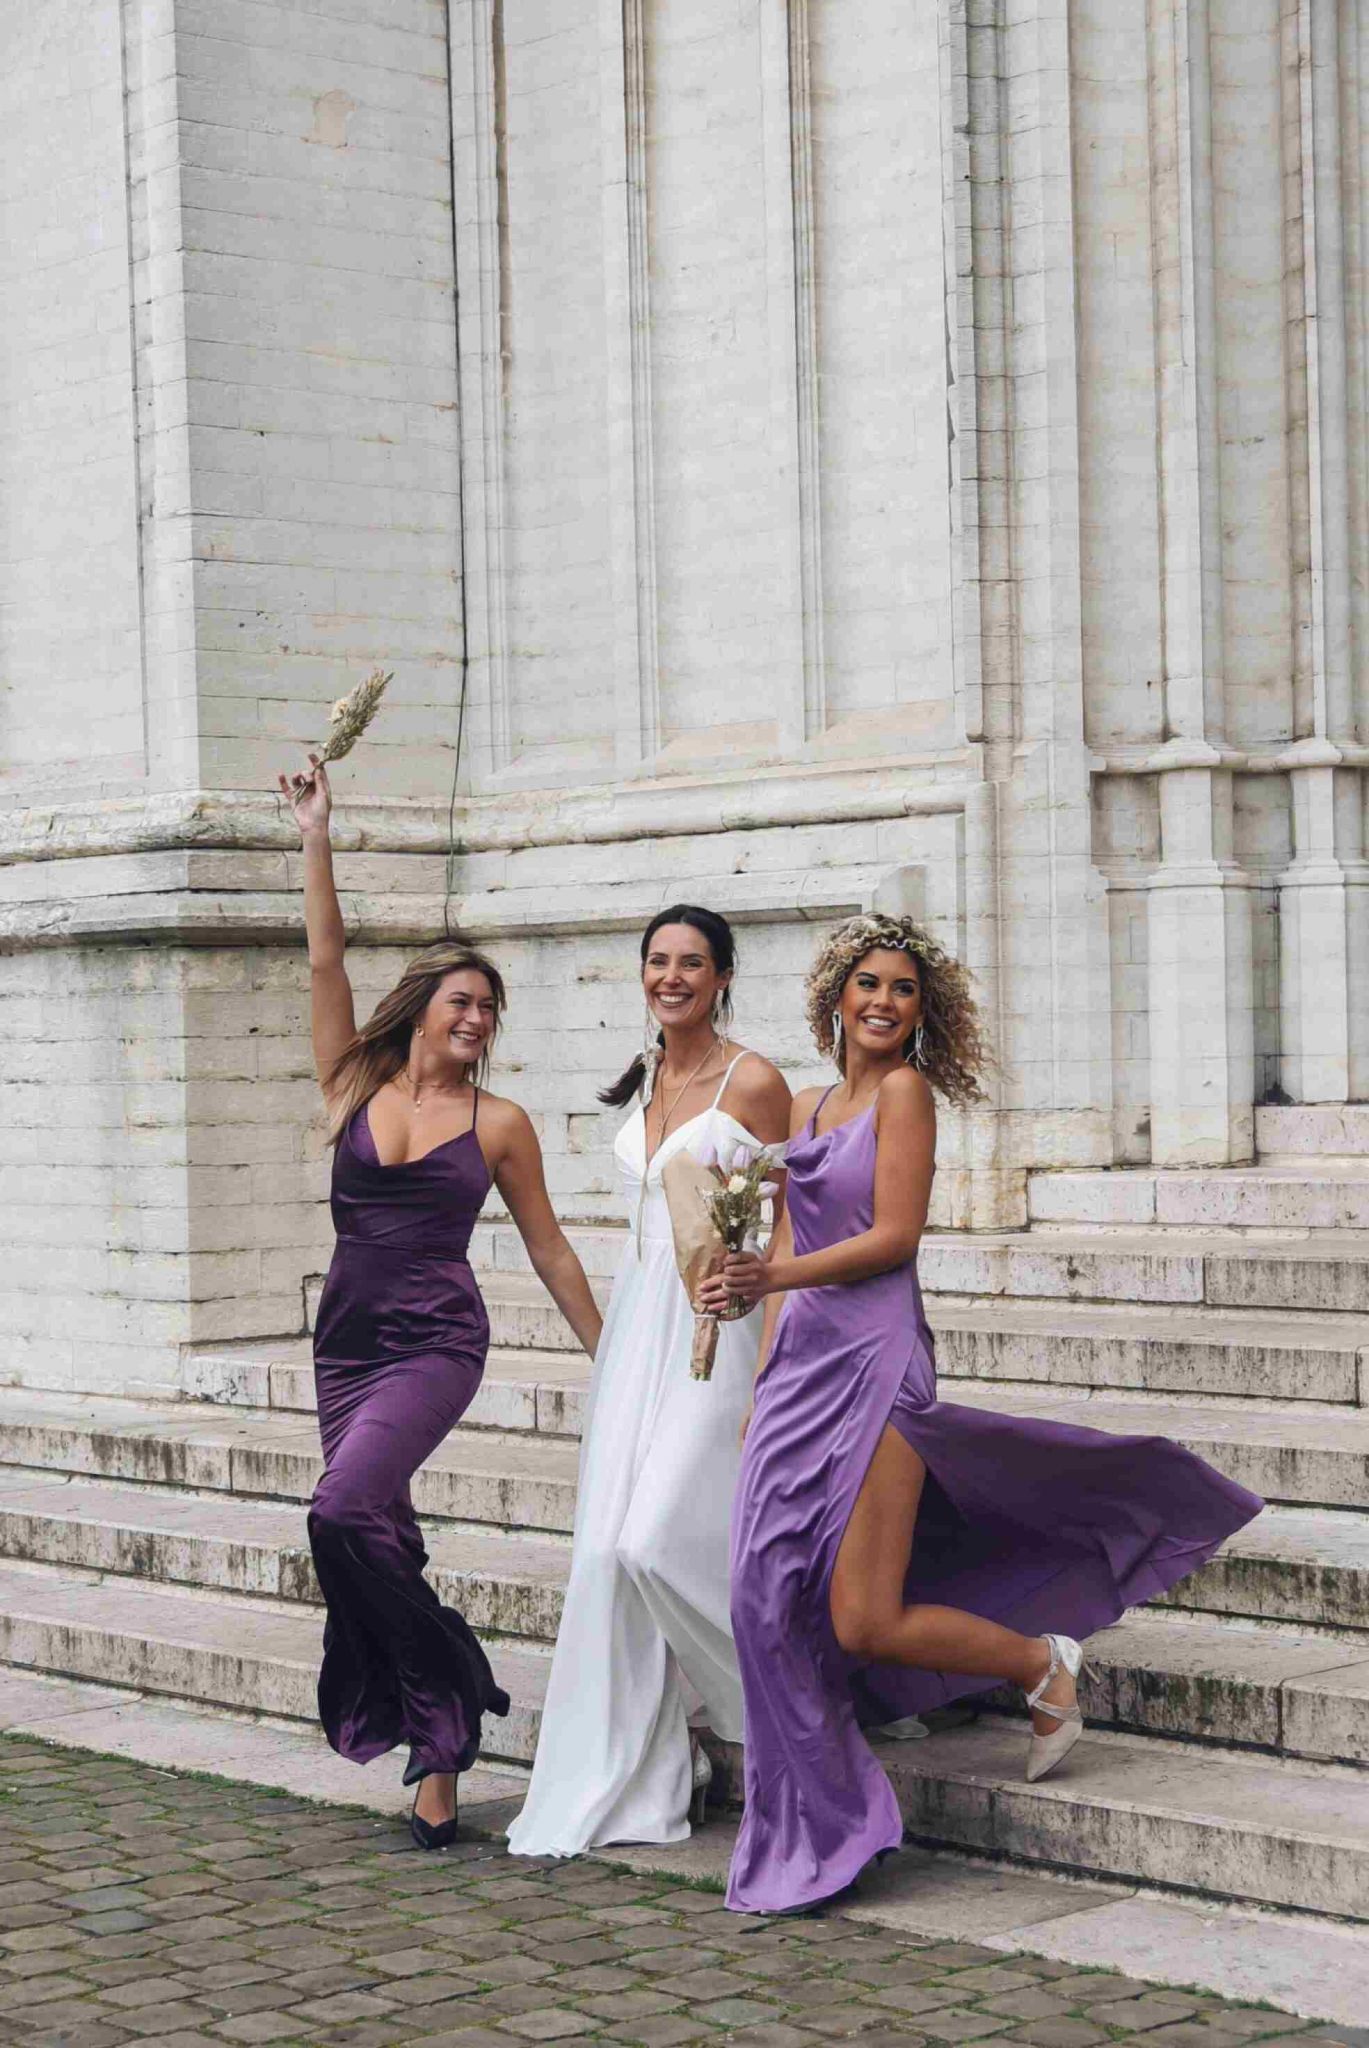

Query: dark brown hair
[599,905,738,1109]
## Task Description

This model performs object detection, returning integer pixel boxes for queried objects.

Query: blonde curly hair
[804,914,988,1107]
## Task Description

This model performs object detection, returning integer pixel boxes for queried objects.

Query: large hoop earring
[906,1024,925,1069]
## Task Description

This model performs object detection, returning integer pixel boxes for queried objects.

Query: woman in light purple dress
[704,914,1263,1916]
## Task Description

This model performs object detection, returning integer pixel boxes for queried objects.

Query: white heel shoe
[1024,1634,1093,1784]
[688,1736,713,1827]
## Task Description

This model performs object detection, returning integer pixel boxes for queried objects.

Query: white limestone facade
[0,0,1364,1399]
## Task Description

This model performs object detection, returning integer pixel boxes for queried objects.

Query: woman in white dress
[508,905,790,1855]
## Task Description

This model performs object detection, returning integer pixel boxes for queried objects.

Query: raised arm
[491,1104,603,1359]
[278,753,356,1094]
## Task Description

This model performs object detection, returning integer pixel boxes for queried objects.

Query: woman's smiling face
[838,947,922,1064]
[642,922,729,1034]
[417,969,498,1068]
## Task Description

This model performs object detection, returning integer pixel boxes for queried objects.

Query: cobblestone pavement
[0,1736,1361,2048]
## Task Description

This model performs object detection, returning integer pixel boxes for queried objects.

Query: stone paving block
[601,2019,715,2048]
[290,1988,399,2021]
[1138,2031,1258,2048]
[213,2018,306,2044]
[25,2027,139,2048]
[979,1992,1076,2023]
[419,2031,531,2048]
[914,2023,1012,2039]
[698,1995,791,2026]
[583,1989,685,2021]
[555,1965,641,1995]
[389,1973,489,2007]
[874,1986,969,2017]
[499,2009,598,2040]
[998,2023,1108,2048]
[105,2000,218,2035]
[99,1976,197,2008]
[805,2004,905,2036]
[1078,1991,1202,2027]
[479,1955,561,1987]
[653,1967,750,1999]
[1201,2023,1311,2042]
[199,1980,301,2017]
[723,2028,815,2048]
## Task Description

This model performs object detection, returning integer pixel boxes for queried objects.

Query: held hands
[278,753,332,840]
[697,1251,772,1317]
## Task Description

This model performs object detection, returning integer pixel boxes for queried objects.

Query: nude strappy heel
[1024,1633,1095,1783]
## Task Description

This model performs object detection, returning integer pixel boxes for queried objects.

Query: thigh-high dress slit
[309,1097,509,1784]
[726,1096,1264,1916]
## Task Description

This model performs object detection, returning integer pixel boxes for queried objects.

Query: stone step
[4,1467,1369,1766]
[879,1717,1369,1921]
[930,1298,1367,1405]
[4,1383,1366,1520]
[7,1438,1369,1643]
[1,1560,1366,1921]
[0,1474,571,1641]
[1161,1505,1369,1632]
[0,1390,581,1532]
[8,1475,1369,1746]
[1257,1103,1369,1160]
[0,1560,549,1766]
[201,1296,1369,1425]
[469,1219,1369,1315]
[1028,1164,1369,1232]
[1077,1613,1369,1766]
[189,1338,589,1437]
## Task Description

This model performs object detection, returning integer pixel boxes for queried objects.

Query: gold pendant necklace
[649,1042,723,1155]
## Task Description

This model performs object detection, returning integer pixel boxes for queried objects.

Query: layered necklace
[399,1069,470,1114]
[645,1039,725,1161]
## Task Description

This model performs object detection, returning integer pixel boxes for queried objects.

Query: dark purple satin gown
[309,1094,509,1784]
[727,1096,1263,1915]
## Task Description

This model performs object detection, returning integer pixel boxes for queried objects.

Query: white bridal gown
[507,1054,764,1855]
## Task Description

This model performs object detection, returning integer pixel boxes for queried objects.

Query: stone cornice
[0,752,974,867]
[0,864,910,950]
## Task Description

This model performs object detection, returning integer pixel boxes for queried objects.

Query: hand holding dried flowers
[316,668,393,764]
[660,1141,781,1381]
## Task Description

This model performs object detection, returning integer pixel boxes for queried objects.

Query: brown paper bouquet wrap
[660,1145,779,1380]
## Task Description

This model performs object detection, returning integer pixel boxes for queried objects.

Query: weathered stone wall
[0,0,1365,1398]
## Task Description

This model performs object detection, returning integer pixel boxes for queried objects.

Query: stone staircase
[1,1104,1368,1921]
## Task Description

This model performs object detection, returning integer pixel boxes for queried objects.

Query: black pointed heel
[410,1779,459,1851]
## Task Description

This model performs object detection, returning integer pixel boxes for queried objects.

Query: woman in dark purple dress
[704,914,1262,1915]
[281,754,602,1848]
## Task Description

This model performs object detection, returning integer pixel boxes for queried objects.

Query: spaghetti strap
[710,1049,753,1113]
[808,1084,838,1138]
[471,1083,480,1131]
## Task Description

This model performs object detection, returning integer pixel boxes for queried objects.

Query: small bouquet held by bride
[661,1140,782,1380]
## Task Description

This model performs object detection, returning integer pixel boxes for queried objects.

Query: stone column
[1146,751,1255,1163]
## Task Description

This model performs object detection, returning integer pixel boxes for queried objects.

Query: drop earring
[906,1025,925,1069]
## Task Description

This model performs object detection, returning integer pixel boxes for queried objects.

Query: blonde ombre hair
[804,914,988,1107]
[325,940,507,1145]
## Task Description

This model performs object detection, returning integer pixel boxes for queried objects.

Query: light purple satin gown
[726,1094,1263,1915]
